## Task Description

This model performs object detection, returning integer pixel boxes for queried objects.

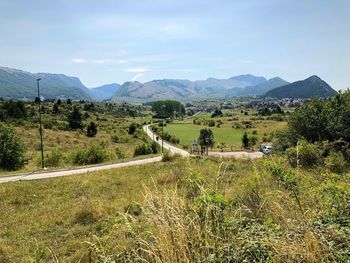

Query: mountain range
[0,66,337,101]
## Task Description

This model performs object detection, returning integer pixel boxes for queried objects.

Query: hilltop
[263,75,337,99]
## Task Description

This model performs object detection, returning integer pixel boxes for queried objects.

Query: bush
[162,152,175,162]
[286,140,322,168]
[115,147,125,159]
[208,120,215,127]
[325,151,348,174]
[134,144,153,156]
[0,123,26,170]
[42,150,64,167]
[86,121,98,137]
[241,132,249,148]
[150,141,160,154]
[128,123,137,135]
[72,144,108,165]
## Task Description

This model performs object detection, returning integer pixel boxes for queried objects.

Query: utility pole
[161,118,164,153]
[37,78,45,169]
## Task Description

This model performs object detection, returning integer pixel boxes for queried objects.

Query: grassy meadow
[0,101,157,176]
[163,109,287,151]
[0,156,349,262]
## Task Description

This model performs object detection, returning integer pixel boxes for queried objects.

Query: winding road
[0,124,262,184]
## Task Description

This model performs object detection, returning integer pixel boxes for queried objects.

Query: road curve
[143,125,191,157]
[0,156,162,184]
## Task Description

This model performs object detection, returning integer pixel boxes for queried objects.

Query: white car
[262,145,272,154]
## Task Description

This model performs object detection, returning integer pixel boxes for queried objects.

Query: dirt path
[0,156,162,184]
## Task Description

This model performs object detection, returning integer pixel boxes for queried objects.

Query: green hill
[263,75,337,99]
[0,66,91,100]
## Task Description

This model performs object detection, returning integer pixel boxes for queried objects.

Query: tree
[86,121,98,137]
[241,132,249,148]
[0,123,26,170]
[211,108,223,118]
[68,106,83,130]
[151,100,185,118]
[286,90,350,145]
[198,128,214,148]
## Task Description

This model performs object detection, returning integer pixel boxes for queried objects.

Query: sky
[0,0,349,90]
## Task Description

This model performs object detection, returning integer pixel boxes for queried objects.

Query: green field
[164,123,244,148]
[163,110,287,151]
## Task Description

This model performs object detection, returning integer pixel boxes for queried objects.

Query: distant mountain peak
[263,75,336,99]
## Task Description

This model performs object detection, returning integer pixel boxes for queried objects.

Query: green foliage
[128,122,137,135]
[86,121,98,137]
[151,100,185,118]
[286,140,322,167]
[198,128,214,147]
[274,129,299,153]
[41,149,64,167]
[208,120,215,126]
[0,100,27,120]
[68,106,83,130]
[266,161,298,193]
[72,144,108,165]
[115,147,125,159]
[249,135,258,146]
[241,132,249,148]
[0,123,26,170]
[162,152,175,162]
[325,151,348,174]
[211,108,223,118]
[134,144,153,156]
[150,141,160,154]
[289,91,350,143]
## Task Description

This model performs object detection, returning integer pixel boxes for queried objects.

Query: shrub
[241,132,249,148]
[249,135,258,146]
[150,141,160,154]
[42,149,64,167]
[162,152,175,162]
[208,120,215,127]
[134,144,153,156]
[325,151,348,174]
[115,147,125,159]
[128,123,137,134]
[72,144,108,165]
[286,140,322,168]
[86,121,98,137]
[0,123,26,170]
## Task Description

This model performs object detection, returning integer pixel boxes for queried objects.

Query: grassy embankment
[0,156,349,262]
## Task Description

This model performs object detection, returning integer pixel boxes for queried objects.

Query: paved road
[0,156,162,184]
[0,125,263,184]
[143,125,191,157]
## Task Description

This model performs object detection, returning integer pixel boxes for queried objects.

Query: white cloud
[72,58,127,65]
[72,58,86,64]
[125,67,150,73]
[131,73,144,81]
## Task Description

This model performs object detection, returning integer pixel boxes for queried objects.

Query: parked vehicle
[261,145,273,154]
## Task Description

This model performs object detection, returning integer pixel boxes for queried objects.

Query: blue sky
[0,0,349,89]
